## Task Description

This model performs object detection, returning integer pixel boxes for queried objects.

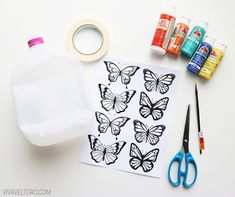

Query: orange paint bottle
[167,17,191,56]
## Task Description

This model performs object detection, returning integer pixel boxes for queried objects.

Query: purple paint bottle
[187,36,215,74]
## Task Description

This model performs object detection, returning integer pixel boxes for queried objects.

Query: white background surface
[0,0,235,196]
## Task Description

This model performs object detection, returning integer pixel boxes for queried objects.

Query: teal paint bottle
[187,36,215,74]
[181,21,208,58]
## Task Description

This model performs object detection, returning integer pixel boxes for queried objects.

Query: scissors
[168,105,198,188]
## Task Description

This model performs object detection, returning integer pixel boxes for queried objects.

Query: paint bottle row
[150,5,227,80]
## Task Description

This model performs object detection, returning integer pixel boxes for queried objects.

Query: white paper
[78,59,180,178]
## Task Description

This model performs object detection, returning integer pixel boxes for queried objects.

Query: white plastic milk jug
[11,37,94,146]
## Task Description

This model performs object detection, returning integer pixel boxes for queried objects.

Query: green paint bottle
[181,21,208,58]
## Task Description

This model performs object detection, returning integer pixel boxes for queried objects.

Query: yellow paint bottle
[199,43,227,80]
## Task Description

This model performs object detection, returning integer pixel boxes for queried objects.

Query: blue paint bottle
[187,36,215,74]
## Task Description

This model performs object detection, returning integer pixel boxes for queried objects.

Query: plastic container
[166,17,191,56]
[181,21,208,58]
[11,37,94,146]
[187,36,215,74]
[151,5,176,55]
[199,43,227,80]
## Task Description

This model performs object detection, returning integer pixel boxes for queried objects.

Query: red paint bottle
[151,5,176,55]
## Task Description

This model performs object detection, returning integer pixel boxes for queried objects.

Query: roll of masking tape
[66,19,109,62]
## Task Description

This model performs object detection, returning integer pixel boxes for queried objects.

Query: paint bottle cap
[214,42,227,52]
[198,20,209,30]
[178,17,191,26]
[28,37,44,48]
[203,36,215,46]
[162,5,176,17]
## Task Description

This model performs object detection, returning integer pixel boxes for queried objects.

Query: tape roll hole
[73,25,103,55]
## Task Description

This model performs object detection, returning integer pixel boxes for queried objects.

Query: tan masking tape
[66,19,109,62]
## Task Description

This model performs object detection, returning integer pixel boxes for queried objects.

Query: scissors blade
[182,105,190,153]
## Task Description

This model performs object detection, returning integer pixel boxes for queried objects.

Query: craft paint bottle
[187,36,215,74]
[199,43,227,80]
[151,5,176,55]
[181,21,208,58]
[166,17,191,56]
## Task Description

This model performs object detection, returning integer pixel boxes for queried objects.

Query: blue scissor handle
[168,151,198,188]
[168,151,184,187]
[183,152,198,188]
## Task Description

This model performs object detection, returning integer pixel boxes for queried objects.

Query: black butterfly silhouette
[133,120,165,145]
[129,143,159,172]
[143,69,175,94]
[98,84,136,113]
[139,92,169,120]
[88,135,126,165]
[105,61,140,88]
[95,111,130,139]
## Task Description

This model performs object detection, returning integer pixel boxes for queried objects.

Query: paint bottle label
[199,48,224,79]
[187,42,213,74]
[181,26,206,58]
[151,14,176,53]
[167,23,189,56]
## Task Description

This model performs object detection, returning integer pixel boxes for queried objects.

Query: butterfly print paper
[78,59,180,178]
